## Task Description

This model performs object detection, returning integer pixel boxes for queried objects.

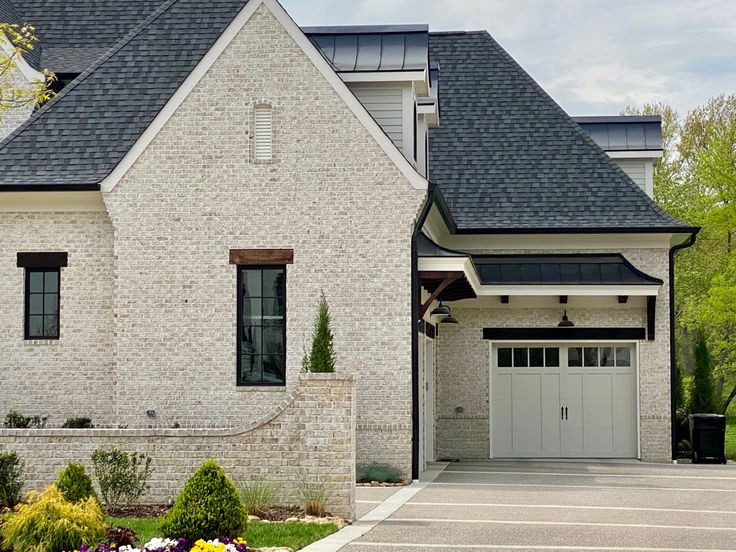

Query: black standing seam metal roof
[305,28,429,73]
[474,254,663,286]
[574,116,662,152]
[427,31,693,233]
[0,0,249,190]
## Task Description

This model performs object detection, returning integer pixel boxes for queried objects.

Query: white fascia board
[476,284,660,297]
[417,102,438,127]
[0,32,45,83]
[606,150,663,160]
[100,0,428,193]
[340,68,430,96]
[418,256,482,293]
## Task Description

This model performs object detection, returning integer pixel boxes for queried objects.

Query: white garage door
[491,343,637,458]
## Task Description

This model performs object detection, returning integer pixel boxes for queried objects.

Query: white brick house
[0,0,697,488]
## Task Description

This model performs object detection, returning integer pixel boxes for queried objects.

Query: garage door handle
[565,407,568,420]
[561,407,564,420]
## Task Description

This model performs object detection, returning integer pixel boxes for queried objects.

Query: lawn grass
[246,521,338,550]
[107,517,161,545]
[107,517,338,551]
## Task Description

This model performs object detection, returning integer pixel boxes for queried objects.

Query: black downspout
[669,231,698,461]
[411,182,436,480]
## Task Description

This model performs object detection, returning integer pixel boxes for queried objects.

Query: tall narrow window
[25,268,60,339]
[253,104,273,161]
[237,266,286,386]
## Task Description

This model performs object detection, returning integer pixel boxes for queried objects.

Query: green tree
[0,23,55,120]
[303,291,336,373]
[690,331,716,413]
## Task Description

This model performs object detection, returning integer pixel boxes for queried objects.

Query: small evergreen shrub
[3,410,48,429]
[0,451,23,509]
[356,464,403,484]
[56,461,98,503]
[62,417,93,429]
[0,486,106,552]
[241,477,274,517]
[302,290,336,373]
[159,459,246,541]
[91,448,153,511]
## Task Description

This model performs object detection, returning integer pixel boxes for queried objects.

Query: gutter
[669,230,699,461]
[411,182,436,480]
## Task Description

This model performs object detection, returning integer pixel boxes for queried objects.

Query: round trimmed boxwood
[159,459,246,541]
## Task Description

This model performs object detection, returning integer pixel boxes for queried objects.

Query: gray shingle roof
[0,0,248,190]
[428,31,692,233]
[17,1,166,73]
[0,0,42,70]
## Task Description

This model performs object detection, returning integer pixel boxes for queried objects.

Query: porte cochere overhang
[417,233,663,339]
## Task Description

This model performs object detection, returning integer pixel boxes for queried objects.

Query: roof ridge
[0,0,177,154]
[474,31,682,226]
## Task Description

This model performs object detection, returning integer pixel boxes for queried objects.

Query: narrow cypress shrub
[690,331,716,413]
[56,462,98,504]
[304,291,336,373]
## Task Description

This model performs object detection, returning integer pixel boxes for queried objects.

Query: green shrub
[690,332,716,413]
[0,451,23,509]
[62,417,93,429]
[3,410,48,429]
[356,464,403,484]
[91,448,153,511]
[299,480,327,517]
[302,291,336,373]
[241,477,274,517]
[56,462,98,504]
[159,459,245,541]
[0,485,106,552]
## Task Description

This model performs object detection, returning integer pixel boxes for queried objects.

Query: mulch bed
[258,505,304,521]
[107,504,171,518]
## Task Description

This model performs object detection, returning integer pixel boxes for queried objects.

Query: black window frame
[24,267,61,340]
[236,265,286,387]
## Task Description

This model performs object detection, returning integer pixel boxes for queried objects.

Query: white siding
[349,84,404,150]
[610,157,655,198]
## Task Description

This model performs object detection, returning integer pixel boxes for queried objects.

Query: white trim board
[607,150,663,160]
[99,0,428,193]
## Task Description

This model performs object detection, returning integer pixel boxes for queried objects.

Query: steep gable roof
[0,0,249,190]
[0,0,427,192]
[428,31,692,233]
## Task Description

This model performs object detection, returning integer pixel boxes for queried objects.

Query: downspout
[669,231,698,461]
[411,182,436,480]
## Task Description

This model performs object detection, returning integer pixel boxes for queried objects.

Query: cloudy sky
[281,0,736,117]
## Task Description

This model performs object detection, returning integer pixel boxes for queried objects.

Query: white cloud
[281,0,736,116]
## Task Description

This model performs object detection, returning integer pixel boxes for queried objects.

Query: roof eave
[0,183,100,192]
[452,225,700,235]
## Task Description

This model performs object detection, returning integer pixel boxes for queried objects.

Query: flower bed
[77,537,248,552]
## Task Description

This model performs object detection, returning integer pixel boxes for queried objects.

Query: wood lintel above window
[17,252,68,268]
[229,248,293,266]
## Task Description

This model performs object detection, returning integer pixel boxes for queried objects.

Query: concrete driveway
[348,460,736,552]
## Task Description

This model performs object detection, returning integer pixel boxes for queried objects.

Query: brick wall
[0,374,356,519]
[435,248,671,463]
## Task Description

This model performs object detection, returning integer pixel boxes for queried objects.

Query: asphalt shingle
[428,31,691,232]
[0,0,248,190]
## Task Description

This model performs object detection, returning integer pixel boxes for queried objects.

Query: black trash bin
[689,413,726,464]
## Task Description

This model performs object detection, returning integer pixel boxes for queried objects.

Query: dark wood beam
[559,295,568,304]
[618,295,629,304]
[229,248,293,265]
[419,272,463,319]
[17,252,68,268]
[647,296,656,341]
